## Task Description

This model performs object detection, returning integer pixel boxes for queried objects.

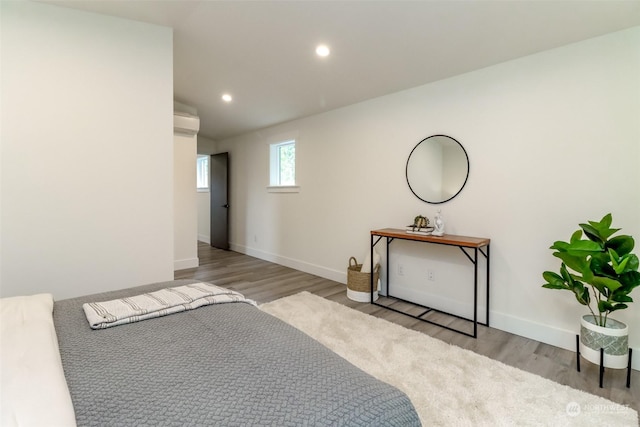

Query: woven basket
[347,257,380,293]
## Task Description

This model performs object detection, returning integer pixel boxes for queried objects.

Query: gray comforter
[54,280,421,426]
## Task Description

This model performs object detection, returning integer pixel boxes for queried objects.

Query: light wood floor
[176,242,639,419]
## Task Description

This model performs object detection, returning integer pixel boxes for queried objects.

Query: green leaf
[626,254,639,272]
[564,240,602,255]
[592,276,622,293]
[578,258,594,282]
[580,213,620,241]
[553,252,588,274]
[550,241,570,251]
[619,271,640,290]
[542,271,563,282]
[580,223,604,244]
[569,230,583,244]
[571,281,589,306]
[542,283,567,290]
[542,271,568,290]
[590,253,615,277]
[608,247,620,260]
[573,291,589,305]
[610,251,630,275]
[582,214,620,241]
[608,303,628,313]
[560,264,573,283]
[606,235,635,256]
[601,213,613,228]
[611,294,633,303]
[579,285,591,305]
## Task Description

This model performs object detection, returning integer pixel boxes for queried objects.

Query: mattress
[53,280,421,426]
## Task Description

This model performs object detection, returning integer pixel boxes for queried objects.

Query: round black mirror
[406,135,469,204]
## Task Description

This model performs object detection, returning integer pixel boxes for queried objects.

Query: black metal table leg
[369,235,384,303]
[473,247,478,338]
[485,244,490,327]
[576,335,580,372]
[627,348,632,388]
[599,348,605,388]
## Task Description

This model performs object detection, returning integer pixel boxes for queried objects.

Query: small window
[270,140,296,187]
[197,155,209,191]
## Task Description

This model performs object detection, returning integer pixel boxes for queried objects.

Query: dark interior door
[210,152,229,250]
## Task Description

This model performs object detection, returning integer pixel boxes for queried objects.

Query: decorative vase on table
[541,213,639,370]
[432,210,445,236]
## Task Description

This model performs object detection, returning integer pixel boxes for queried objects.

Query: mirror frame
[405,134,470,204]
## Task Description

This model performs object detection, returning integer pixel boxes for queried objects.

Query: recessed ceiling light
[221,93,233,102]
[315,44,330,57]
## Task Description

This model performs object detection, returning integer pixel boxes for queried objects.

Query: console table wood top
[371,228,490,248]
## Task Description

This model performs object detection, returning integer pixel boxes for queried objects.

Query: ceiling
[41,0,640,140]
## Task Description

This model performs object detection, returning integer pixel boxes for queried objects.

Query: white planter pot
[579,315,629,369]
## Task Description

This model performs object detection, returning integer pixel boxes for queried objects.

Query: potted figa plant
[542,213,640,368]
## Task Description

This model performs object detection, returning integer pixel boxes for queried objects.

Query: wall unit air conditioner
[173,113,200,136]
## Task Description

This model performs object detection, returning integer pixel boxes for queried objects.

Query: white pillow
[360,250,380,273]
[1,294,77,427]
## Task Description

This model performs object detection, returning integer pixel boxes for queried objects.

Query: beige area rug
[260,292,638,427]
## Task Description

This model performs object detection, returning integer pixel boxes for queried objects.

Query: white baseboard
[174,257,199,271]
[198,234,210,244]
[228,242,638,372]
[394,287,640,373]
[231,243,347,284]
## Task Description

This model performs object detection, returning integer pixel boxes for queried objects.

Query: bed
[2,279,420,426]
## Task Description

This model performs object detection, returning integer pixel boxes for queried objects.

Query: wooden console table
[370,228,490,338]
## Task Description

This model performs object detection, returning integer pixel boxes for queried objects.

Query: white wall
[174,104,201,260]
[174,132,198,269]
[217,27,640,366]
[0,2,174,299]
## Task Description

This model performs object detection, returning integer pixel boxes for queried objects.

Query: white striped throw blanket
[82,282,256,329]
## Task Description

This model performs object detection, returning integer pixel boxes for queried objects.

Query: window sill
[267,185,300,193]
[197,188,210,193]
